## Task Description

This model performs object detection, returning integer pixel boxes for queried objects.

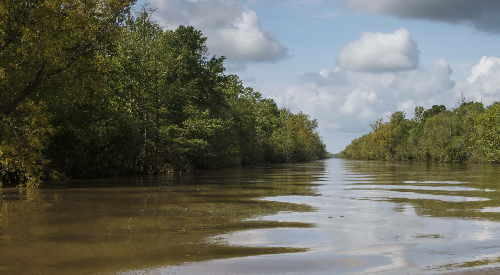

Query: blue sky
[137,0,500,153]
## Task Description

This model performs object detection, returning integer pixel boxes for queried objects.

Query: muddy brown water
[2,159,500,274]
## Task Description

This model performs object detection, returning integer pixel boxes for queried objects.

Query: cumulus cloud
[270,56,458,152]
[277,86,338,120]
[340,89,385,119]
[396,100,416,118]
[270,54,500,153]
[149,0,288,68]
[464,56,500,105]
[468,56,500,83]
[337,28,419,72]
[341,0,500,33]
[392,57,455,102]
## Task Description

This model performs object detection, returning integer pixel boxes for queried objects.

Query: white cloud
[341,0,500,33]
[263,53,500,152]
[463,56,500,105]
[340,89,384,119]
[269,56,457,153]
[392,57,455,103]
[337,28,419,72]
[468,56,500,83]
[269,54,500,153]
[396,100,416,118]
[149,0,288,69]
[275,86,338,119]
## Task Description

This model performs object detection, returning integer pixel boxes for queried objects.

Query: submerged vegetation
[0,1,328,187]
[340,98,500,163]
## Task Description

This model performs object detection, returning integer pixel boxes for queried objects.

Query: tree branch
[1,61,47,118]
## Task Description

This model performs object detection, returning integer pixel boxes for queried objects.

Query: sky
[136,0,500,153]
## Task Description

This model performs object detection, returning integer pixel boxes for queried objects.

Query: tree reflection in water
[0,162,325,275]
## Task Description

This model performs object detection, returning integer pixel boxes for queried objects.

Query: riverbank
[339,102,500,165]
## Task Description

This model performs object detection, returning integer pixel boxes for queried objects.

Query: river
[2,159,500,274]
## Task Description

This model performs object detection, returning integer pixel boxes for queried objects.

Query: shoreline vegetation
[339,98,500,164]
[0,2,328,187]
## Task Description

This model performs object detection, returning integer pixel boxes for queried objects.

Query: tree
[423,105,446,120]
[268,110,327,163]
[453,101,484,162]
[0,0,135,118]
[369,111,409,160]
[1,4,329,186]
[476,103,500,163]
[108,10,231,172]
[0,0,135,186]
[0,100,53,187]
[107,8,169,174]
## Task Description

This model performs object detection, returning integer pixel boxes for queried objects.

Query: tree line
[0,1,328,187]
[339,98,500,164]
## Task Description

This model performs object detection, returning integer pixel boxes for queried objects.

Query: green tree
[269,110,327,163]
[0,0,135,186]
[341,101,487,164]
[0,101,53,187]
[1,3,329,186]
[107,8,170,173]
[476,103,500,163]
[0,0,135,117]
[369,111,409,160]
[108,10,231,172]
[423,105,446,120]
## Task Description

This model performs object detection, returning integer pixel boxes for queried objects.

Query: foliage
[476,103,500,163]
[0,0,135,185]
[0,0,135,118]
[0,4,328,186]
[268,110,327,163]
[340,101,499,164]
[0,101,54,187]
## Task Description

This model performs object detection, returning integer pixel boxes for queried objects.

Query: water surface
[2,159,500,274]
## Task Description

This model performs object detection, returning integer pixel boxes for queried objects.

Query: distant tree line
[0,2,328,187]
[339,98,500,164]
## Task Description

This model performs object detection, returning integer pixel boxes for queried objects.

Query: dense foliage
[339,100,500,164]
[0,3,328,187]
